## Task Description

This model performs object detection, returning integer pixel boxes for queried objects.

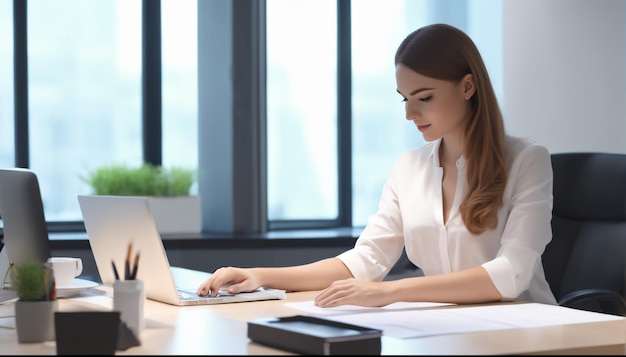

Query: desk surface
[1,287,625,355]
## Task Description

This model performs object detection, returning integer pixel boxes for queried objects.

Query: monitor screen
[0,168,52,268]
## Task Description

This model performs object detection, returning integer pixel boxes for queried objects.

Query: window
[351,1,431,226]
[4,0,502,233]
[267,0,503,227]
[0,0,14,169]
[27,0,142,221]
[161,0,198,182]
[266,0,338,221]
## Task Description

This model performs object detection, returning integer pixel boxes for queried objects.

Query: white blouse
[337,135,558,305]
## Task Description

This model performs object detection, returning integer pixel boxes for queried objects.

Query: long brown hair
[395,23,506,234]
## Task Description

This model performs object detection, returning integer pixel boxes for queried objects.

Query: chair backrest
[542,152,626,314]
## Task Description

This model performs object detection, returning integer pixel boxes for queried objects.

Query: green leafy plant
[9,261,55,301]
[81,163,196,196]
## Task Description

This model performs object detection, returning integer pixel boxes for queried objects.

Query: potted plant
[9,261,58,343]
[80,163,201,235]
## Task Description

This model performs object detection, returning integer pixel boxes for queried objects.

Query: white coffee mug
[48,257,83,286]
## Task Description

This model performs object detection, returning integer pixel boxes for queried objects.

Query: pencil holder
[113,279,145,338]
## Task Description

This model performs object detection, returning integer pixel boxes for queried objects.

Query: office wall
[503,0,626,154]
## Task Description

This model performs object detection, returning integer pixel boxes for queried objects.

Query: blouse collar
[429,138,466,170]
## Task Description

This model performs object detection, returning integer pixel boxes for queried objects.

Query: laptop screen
[78,195,183,305]
[0,168,52,266]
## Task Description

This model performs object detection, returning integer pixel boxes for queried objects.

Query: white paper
[285,301,624,339]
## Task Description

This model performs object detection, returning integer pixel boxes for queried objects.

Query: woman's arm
[314,265,501,308]
[197,257,353,296]
[254,257,354,292]
[392,266,502,304]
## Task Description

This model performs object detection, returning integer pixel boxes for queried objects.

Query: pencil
[131,251,140,280]
[125,242,133,280]
[112,260,120,280]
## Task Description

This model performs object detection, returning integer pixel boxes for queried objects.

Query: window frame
[8,0,357,234]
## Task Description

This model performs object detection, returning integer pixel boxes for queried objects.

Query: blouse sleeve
[481,143,554,300]
[336,156,408,281]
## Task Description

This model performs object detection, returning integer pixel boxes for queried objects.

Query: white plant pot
[14,299,58,343]
[146,196,202,235]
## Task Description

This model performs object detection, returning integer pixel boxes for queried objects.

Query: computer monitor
[0,168,52,280]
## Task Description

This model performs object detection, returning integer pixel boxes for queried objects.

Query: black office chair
[542,152,626,316]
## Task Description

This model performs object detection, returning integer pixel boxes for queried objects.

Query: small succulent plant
[9,261,55,301]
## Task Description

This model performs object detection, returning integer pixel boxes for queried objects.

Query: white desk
[1,287,625,355]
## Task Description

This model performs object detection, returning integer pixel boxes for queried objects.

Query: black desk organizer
[247,315,382,355]
[54,312,140,355]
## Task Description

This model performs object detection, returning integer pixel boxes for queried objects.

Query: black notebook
[248,315,382,355]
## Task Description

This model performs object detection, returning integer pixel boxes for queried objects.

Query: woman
[196,23,557,308]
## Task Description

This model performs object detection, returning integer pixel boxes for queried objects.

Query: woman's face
[395,64,474,143]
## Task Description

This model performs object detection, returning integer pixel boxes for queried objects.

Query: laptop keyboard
[177,289,209,300]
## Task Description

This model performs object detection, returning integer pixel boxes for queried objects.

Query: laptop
[78,195,285,306]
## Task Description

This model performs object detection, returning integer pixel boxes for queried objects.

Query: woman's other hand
[314,278,396,308]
